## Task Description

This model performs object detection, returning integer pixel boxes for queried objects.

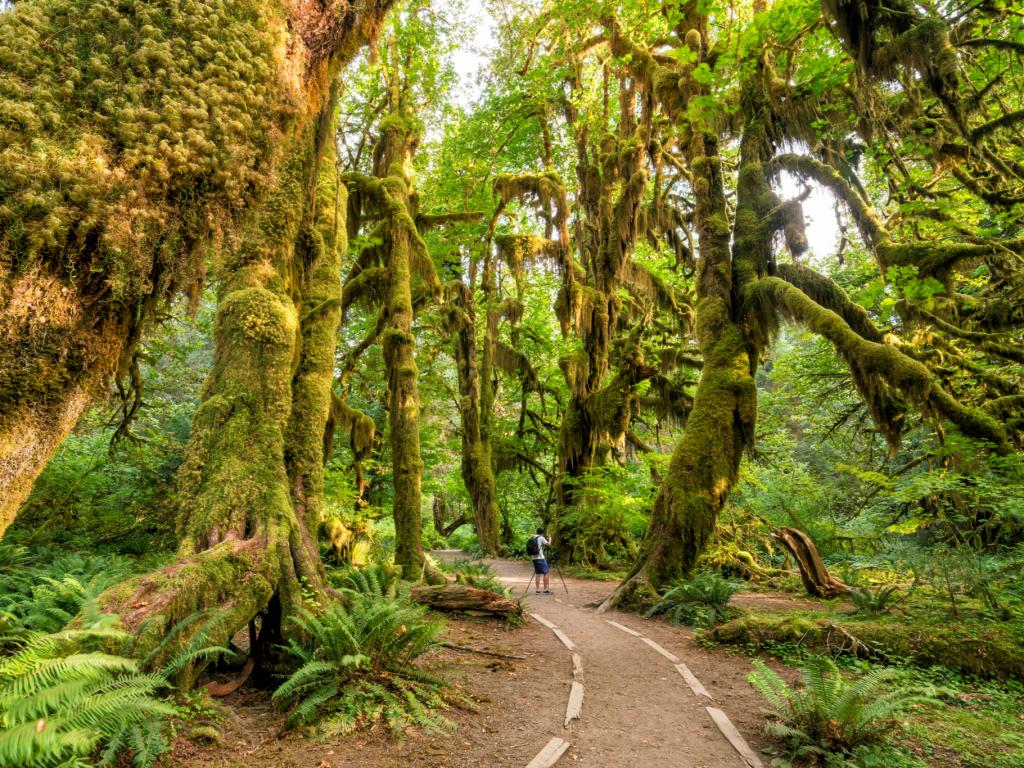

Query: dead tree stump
[774,527,850,598]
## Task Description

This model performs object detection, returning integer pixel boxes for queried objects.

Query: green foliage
[557,462,654,567]
[0,625,175,768]
[847,585,904,616]
[748,658,938,765]
[273,596,452,735]
[646,571,739,627]
[442,558,509,595]
[329,562,406,600]
[0,547,143,645]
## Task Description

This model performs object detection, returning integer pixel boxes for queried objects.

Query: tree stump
[774,527,850,598]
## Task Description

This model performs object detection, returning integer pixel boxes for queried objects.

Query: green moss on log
[710,613,1024,680]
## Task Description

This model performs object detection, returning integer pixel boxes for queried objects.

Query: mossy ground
[703,591,1024,768]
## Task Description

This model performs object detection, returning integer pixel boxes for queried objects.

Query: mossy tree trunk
[341,99,444,582]
[444,279,502,556]
[100,118,343,680]
[600,4,1018,607]
[85,1,394,677]
[0,0,391,538]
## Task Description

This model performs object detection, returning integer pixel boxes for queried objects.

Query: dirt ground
[173,559,790,768]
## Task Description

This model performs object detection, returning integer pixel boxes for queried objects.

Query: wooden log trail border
[524,612,585,767]
[606,618,764,768]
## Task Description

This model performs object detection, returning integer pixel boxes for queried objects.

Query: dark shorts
[533,558,549,574]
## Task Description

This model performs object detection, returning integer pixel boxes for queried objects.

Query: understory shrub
[443,559,508,595]
[847,585,903,616]
[273,595,454,734]
[647,571,740,627]
[748,657,937,765]
[0,546,142,646]
[329,562,405,599]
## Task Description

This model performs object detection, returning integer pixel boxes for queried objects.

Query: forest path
[175,557,775,768]
[487,558,766,768]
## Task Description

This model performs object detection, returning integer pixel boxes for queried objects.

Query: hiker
[527,527,551,594]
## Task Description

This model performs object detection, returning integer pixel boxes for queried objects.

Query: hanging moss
[751,276,1010,452]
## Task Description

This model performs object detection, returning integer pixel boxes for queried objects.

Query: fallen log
[773,527,850,599]
[410,583,523,618]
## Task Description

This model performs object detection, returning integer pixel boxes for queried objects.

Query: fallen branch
[439,642,525,660]
[774,527,850,598]
[202,656,255,697]
[826,622,891,662]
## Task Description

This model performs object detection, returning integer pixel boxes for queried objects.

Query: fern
[847,585,903,616]
[330,562,406,600]
[444,559,509,596]
[135,609,231,680]
[646,570,739,627]
[748,657,938,759]
[0,627,174,768]
[274,594,458,735]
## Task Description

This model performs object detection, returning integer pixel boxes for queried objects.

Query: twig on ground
[440,642,526,660]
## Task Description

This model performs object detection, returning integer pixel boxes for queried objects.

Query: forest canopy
[1,0,1023,764]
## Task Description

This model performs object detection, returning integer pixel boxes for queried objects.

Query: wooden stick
[571,653,583,680]
[606,619,643,637]
[675,662,713,700]
[641,637,680,663]
[705,707,764,768]
[203,656,254,697]
[440,642,525,660]
[564,681,584,728]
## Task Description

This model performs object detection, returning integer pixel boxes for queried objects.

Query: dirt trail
[490,559,766,768]
[176,557,775,768]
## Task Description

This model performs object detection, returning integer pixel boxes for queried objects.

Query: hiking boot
[542,590,552,594]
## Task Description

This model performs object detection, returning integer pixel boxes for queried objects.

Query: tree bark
[445,280,502,555]
[0,0,392,538]
[410,584,523,617]
[85,0,394,681]
[774,527,851,598]
[598,38,765,606]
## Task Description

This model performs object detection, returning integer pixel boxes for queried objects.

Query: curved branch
[971,108,1024,142]
[776,263,885,343]
[767,154,887,246]
[750,277,1010,452]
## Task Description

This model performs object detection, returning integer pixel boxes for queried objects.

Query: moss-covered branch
[750,276,1011,452]
[767,154,886,246]
[776,263,885,343]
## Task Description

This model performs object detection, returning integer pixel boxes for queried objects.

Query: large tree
[0,0,397,676]
[0,0,393,537]
[594,0,1024,604]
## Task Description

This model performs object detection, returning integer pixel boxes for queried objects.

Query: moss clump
[0,0,278,284]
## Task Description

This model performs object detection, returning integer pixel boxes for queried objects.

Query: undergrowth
[273,594,458,735]
[647,570,740,628]
[749,657,939,767]
[441,558,509,595]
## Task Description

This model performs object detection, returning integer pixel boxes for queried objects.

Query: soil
[172,558,788,768]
